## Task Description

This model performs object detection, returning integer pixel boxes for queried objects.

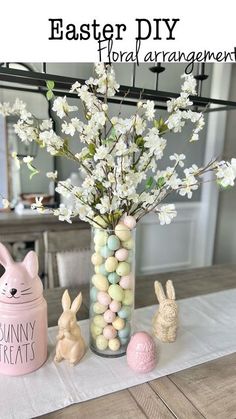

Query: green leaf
[145,176,154,189]
[157,177,165,189]
[46,90,54,101]
[46,80,55,90]
[135,136,144,148]
[88,143,96,156]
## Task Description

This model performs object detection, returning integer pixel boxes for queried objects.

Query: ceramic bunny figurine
[0,243,47,376]
[54,290,86,365]
[152,280,178,343]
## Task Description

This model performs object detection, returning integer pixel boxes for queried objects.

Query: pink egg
[126,332,157,373]
[123,215,136,230]
[103,325,117,340]
[97,291,111,306]
[103,309,116,323]
[109,300,122,313]
[115,248,129,262]
[119,275,132,289]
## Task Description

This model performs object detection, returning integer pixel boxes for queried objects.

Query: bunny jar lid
[0,243,43,305]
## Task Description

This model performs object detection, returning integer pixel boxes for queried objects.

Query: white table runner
[1,288,236,419]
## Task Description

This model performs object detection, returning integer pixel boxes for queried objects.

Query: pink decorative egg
[115,248,129,262]
[104,309,116,323]
[97,291,111,306]
[126,332,157,373]
[109,300,122,313]
[120,275,132,289]
[123,215,136,230]
[103,325,117,339]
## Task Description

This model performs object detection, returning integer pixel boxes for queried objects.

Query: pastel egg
[107,235,121,251]
[120,336,130,346]
[94,265,100,274]
[118,323,131,338]
[91,252,103,266]
[119,275,132,289]
[116,262,130,277]
[94,230,108,246]
[93,302,108,314]
[122,238,134,250]
[115,248,129,262]
[103,309,116,323]
[105,256,118,273]
[123,289,134,306]
[118,305,132,319]
[93,215,107,228]
[99,264,109,276]
[90,286,98,302]
[123,215,136,230]
[97,291,111,306]
[108,272,120,284]
[90,323,103,338]
[126,332,157,373]
[108,284,124,302]
[103,325,117,339]
[96,335,108,351]
[108,338,121,351]
[94,244,101,253]
[93,315,107,328]
[112,317,125,330]
[109,300,122,313]
[100,245,114,258]
[115,223,131,242]
[92,274,109,291]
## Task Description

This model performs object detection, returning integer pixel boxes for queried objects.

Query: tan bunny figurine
[152,280,178,343]
[54,290,86,365]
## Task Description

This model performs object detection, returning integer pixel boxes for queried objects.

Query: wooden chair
[43,228,91,289]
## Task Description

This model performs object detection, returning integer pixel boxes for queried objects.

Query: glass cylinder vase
[89,225,135,357]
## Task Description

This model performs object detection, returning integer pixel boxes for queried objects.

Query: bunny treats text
[152,280,178,343]
[55,290,86,365]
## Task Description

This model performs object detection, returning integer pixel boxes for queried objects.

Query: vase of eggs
[89,216,136,357]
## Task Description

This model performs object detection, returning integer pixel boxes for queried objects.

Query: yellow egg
[108,284,124,302]
[94,244,101,253]
[94,230,108,246]
[90,323,102,339]
[93,215,108,228]
[122,238,134,250]
[93,302,108,314]
[116,262,130,276]
[112,317,125,330]
[92,274,109,291]
[91,252,103,265]
[96,335,108,351]
[115,223,131,242]
[108,338,121,351]
[93,315,107,328]
[105,256,118,273]
[123,289,133,306]
[94,265,100,274]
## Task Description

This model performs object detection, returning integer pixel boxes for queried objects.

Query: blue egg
[107,235,120,251]
[119,336,130,346]
[100,245,114,258]
[90,286,98,302]
[118,323,131,339]
[108,272,120,284]
[118,305,131,319]
[99,263,108,276]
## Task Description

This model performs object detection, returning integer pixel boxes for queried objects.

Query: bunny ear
[62,290,71,311]
[154,281,166,303]
[0,242,13,268]
[71,292,82,314]
[23,251,39,279]
[166,280,176,300]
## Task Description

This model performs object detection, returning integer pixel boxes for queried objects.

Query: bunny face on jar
[0,243,43,304]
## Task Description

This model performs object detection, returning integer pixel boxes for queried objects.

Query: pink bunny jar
[0,243,48,376]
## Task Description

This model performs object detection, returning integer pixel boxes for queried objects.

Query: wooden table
[42,265,236,419]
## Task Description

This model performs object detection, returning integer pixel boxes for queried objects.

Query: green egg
[118,323,131,339]
[118,305,131,319]
[122,289,133,306]
[116,261,130,276]
[108,284,124,302]
[90,323,103,338]
[119,336,130,346]
[108,272,120,284]
[94,230,108,246]
[90,286,98,302]
[99,263,109,276]
[93,302,107,314]
[93,315,107,328]
[107,235,121,251]
[100,245,114,258]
